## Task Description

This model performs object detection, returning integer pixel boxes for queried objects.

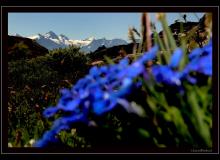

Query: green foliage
[143,80,212,147]
[58,129,90,148]
[8,42,31,61]
[8,45,90,147]
[8,59,58,89]
[49,46,89,71]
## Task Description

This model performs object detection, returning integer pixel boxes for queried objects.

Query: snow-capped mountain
[26,31,128,53]
[9,33,23,37]
[28,31,71,50]
[28,31,95,51]
[69,37,94,47]
[80,38,128,53]
[29,33,66,50]
[44,31,60,39]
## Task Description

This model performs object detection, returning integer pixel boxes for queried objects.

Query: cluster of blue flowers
[34,39,212,147]
[152,40,212,90]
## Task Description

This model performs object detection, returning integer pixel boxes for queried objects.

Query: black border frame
[1,6,219,155]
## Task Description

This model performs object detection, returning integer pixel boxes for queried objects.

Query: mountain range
[9,14,206,55]
[16,31,128,53]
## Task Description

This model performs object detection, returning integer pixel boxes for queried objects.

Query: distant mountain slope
[27,31,128,53]
[80,38,128,53]
[28,31,93,50]
[8,35,49,61]
[30,34,67,50]
[28,31,69,50]
[89,43,134,61]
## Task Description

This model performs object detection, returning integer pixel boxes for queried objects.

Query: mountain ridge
[22,31,128,53]
[8,35,49,61]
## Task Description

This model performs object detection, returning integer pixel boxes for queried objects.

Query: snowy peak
[84,37,95,41]
[27,32,66,50]
[80,38,128,53]
[27,31,94,50]
[9,33,26,37]
[44,31,59,39]
[68,36,95,48]
[19,31,128,52]
[59,34,69,41]
[10,33,23,37]
[28,34,44,40]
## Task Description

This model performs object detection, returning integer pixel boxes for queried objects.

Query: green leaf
[146,97,157,112]
[138,128,150,138]
[160,17,177,50]
[187,91,212,147]
[167,107,192,140]
[103,55,115,64]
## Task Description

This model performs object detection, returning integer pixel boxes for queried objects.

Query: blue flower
[35,39,212,147]
[127,63,145,78]
[62,99,81,111]
[169,48,183,68]
[186,53,212,76]
[93,100,109,115]
[152,65,181,86]
[34,114,86,147]
[188,48,203,60]
[35,46,159,147]
[119,57,129,67]
[33,131,59,147]
[182,40,212,77]
[137,45,159,64]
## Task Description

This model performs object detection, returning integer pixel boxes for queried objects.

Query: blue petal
[33,131,58,147]
[116,69,127,79]
[183,51,212,76]
[93,100,106,115]
[169,48,183,68]
[152,66,180,86]
[127,63,145,78]
[100,66,108,73]
[63,99,81,111]
[73,78,89,90]
[122,78,133,88]
[198,55,212,76]
[119,57,129,67]
[78,89,89,99]
[89,66,100,77]
[60,88,72,96]
[140,45,159,63]
[186,76,197,84]
[115,84,132,97]
[188,48,202,60]
[94,88,103,100]
[61,114,84,124]
[203,39,212,55]
[43,107,59,118]
[33,139,47,147]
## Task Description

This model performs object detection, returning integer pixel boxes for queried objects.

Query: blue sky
[8,12,204,41]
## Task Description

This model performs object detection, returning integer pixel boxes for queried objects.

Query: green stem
[161,18,177,50]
